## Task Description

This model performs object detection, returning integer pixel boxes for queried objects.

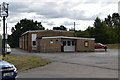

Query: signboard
[1,11,7,17]
[0,2,8,17]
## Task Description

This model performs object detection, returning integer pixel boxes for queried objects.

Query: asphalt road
[11,48,119,78]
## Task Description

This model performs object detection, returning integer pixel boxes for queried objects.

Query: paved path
[12,48,119,78]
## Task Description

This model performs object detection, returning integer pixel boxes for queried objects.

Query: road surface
[12,48,119,78]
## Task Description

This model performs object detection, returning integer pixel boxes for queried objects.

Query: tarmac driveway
[12,48,119,78]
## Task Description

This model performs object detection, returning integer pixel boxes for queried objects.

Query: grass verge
[107,44,120,49]
[1,54,51,71]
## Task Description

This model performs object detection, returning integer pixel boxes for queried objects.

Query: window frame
[84,41,89,47]
[32,41,36,46]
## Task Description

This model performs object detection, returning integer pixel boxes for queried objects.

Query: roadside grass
[0,55,2,60]
[107,44,120,49]
[1,54,51,71]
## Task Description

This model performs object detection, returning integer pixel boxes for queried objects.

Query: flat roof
[21,30,75,36]
[41,36,95,40]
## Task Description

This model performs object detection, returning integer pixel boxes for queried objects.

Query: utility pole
[3,16,5,57]
[0,2,9,57]
[74,22,76,31]
[73,22,76,36]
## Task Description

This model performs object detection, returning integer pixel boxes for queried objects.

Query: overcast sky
[0,0,119,34]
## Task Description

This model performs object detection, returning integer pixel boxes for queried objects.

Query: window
[50,40,53,44]
[32,41,36,46]
[63,41,66,46]
[67,41,71,46]
[72,41,75,46]
[84,41,89,47]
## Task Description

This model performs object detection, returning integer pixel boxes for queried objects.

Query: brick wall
[38,38,62,52]
[76,39,95,52]
[19,30,95,52]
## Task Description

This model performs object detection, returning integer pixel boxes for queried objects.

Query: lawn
[1,54,51,71]
[107,44,120,49]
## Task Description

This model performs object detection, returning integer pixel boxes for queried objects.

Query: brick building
[19,30,95,52]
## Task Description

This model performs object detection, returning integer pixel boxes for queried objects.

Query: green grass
[1,55,51,71]
[107,44,120,49]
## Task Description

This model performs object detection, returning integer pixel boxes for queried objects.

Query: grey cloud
[33,2,96,20]
[6,0,117,24]
[77,0,118,4]
[47,22,55,26]
[9,2,29,12]
[8,1,97,21]
[62,21,79,26]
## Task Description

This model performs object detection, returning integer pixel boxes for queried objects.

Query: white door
[62,40,75,52]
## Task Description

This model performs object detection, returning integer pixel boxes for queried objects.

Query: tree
[53,25,67,31]
[93,17,112,44]
[60,25,67,30]
[91,13,120,44]
[104,15,112,27]
[8,18,45,47]
[86,26,95,38]
[112,13,120,26]
[75,30,89,38]
[75,13,120,44]
[104,13,120,43]
[69,28,75,31]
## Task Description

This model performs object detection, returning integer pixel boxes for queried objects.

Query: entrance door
[62,40,75,52]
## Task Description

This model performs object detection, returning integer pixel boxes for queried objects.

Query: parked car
[0,60,17,80]
[5,44,11,54]
[95,43,107,51]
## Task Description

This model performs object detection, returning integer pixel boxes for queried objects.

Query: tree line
[8,19,45,48]
[8,19,67,47]
[75,13,120,44]
[8,13,120,47]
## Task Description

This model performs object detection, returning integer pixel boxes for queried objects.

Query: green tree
[86,26,95,38]
[8,18,45,47]
[53,25,67,31]
[75,13,120,44]
[75,30,89,38]
[104,15,112,27]
[60,25,67,30]
[104,13,120,43]
[93,17,112,44]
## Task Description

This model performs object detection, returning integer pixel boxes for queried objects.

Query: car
[0,60,17,80]
[5,44,11,54]
[95,43,107,51]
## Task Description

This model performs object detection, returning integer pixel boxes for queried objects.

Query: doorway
[62,40,75,52]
